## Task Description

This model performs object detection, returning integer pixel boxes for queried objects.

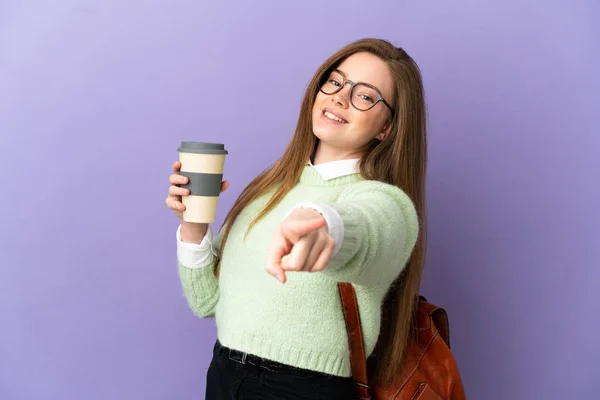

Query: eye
[329,79,342,87]
[359,94,374,103]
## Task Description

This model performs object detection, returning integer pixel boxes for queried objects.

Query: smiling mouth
[322,110,348,123]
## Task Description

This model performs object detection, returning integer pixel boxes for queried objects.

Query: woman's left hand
[265,208,336,283]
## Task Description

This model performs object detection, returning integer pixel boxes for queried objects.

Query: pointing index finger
[281,217,326,243]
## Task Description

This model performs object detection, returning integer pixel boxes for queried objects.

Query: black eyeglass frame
[319,69,395,116]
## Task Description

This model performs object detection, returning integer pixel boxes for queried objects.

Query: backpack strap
[338,282,372,400]
[418,296,451,348]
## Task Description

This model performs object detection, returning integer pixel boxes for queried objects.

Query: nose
[332,82,351,108]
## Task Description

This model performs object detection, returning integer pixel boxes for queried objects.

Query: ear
[375,121,392,141]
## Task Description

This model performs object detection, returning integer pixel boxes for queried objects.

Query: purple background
[1,1,598,399]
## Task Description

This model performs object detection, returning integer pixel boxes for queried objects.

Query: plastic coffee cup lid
[177,141,228,155]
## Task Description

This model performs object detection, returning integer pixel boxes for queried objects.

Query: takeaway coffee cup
[177,141,228,223]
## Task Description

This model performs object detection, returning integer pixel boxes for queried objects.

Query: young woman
[165,38,427,399]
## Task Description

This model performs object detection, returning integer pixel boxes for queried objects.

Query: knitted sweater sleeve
[177,225,225,318]
[321,180,419,287]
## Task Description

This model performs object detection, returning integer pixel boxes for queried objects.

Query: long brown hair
[216,38,427,386]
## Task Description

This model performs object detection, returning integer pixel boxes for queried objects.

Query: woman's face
[312,52,395,156]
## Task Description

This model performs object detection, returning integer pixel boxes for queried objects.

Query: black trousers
[205,340,355,400]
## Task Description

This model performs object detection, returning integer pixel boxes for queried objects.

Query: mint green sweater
[177,166,419,377]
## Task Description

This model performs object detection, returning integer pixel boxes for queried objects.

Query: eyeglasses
[319,69,394,115]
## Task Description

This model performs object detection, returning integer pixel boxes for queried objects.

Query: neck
[312,141,361,165]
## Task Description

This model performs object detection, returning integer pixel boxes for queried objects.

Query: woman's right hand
[166,161,229,242]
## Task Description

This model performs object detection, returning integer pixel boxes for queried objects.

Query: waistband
[214,340,340,379]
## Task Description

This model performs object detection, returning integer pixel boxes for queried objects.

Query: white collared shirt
[176,159,358,268]
[307,158,359,180]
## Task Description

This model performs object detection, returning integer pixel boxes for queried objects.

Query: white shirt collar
[307,158,360,180]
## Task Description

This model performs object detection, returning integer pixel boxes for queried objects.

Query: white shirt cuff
[285,202,344,257]
[176,224,216,269]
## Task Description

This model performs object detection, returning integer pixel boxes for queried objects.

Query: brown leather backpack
[338,283,466,400]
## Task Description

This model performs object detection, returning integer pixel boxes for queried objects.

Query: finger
[281,217,326,243]
[169,185,190,197]
[172,161,182,173]
[267,259,287,283]
[282,235,314,271]
[311,238,335,272]
[169,174,188,185]
[266,233,290,283]
[303,237,327,272]
[167,198,186,212]
[220,180,230,193]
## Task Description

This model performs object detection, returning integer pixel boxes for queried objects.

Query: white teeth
[324,111,345,123]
